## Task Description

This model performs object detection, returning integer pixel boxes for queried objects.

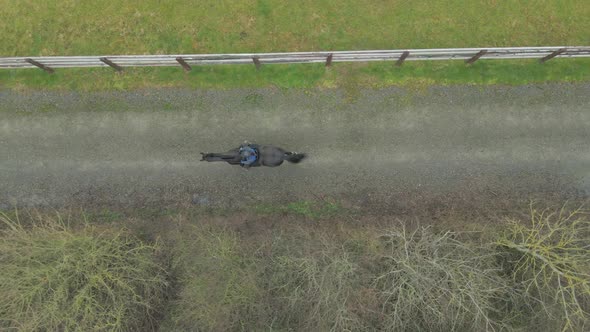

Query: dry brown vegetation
[0,212,169,331]
[1,203,588,331]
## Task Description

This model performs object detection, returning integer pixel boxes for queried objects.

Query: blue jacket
[239,146,258,166]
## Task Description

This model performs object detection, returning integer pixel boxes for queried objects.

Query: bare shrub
[496,205,590,331]
[264,229,366,331]
[372,225,509,332]
[0,212,168,332]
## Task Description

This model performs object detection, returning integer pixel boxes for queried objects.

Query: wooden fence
[1,46,588,73]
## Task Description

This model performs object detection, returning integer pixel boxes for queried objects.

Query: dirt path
[1,84,589,211]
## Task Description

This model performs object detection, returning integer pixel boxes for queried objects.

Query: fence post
[252,57,261,70]
[175,57,192,71]
[395,51,410,66]
[465,50,487,65]
[100,57,123,72]
[325,54,333,67]
[25,58,54,74]
[539,48,566,63]
[1,47,587,71]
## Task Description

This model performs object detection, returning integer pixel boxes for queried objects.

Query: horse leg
[201,151,240,164]
[201,153,225,161]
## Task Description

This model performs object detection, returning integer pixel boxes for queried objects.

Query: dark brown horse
[200,142,306,169]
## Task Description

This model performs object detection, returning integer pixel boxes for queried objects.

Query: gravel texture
[1,84,589,212]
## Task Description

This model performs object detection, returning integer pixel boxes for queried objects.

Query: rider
[239,141,259,168]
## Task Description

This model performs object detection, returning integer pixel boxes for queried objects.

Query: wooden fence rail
[1,46,588,74]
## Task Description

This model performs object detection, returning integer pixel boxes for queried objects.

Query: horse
[200,143,306,168]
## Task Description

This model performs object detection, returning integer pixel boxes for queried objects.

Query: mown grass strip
[2,1,588,55]
[1,0,588,90]
[1,58,588,91]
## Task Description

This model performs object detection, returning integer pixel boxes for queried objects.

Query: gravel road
[1,84,589,212]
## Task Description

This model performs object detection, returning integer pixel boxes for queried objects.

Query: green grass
[1,0,588,90]
[0,212,169,332]
[159,223,261,331]
[1,59,589,91]
[83,208,125,224]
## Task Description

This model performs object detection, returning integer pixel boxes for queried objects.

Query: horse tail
[284,152,306,163]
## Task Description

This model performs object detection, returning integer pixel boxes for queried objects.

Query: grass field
[1,0,589,90]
